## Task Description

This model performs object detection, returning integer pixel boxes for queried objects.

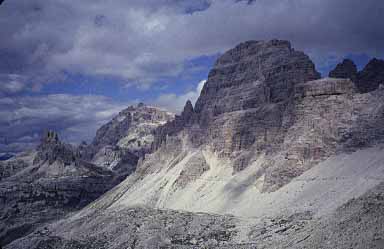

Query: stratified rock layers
[86,104,174,174]
[120,40,384,211]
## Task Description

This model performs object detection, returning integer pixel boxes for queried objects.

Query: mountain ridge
[3,39,384,248]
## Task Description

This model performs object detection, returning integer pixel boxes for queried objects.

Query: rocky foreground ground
[7,181,384,249]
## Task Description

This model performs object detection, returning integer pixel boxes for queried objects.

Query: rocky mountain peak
[329,57,384,93]
[41,130,60,144]
[213,40,293,68]
[92,104,173,149]
[149,40,384,196]
[181,100,194,122]
[85,104,174,172]
[356,58,384,93]
[34,130,76,166]
[153,39,322,153]
[194,39,320,124]
[328,58,358,81]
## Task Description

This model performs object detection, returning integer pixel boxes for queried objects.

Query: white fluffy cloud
[153,79,206,113]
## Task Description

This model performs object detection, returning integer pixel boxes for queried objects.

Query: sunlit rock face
[121,40,384,212]
[154,40,327,179]
[83,104,174,174]
[154,40,321,154]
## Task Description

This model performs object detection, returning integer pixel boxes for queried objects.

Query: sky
[0,0,383,154]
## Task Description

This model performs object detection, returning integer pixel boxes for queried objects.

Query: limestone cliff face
[184,40,323,162]
[152,100,196,151]
[125,40,384,209]
[84,104,174,174]
[195,40,320,121]
[154,40,321,153]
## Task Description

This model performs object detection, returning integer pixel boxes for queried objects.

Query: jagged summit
[181,100,194,123]
[34,130,76,166]
[86,103,174,173]
[328,58,358,81]
[91,103,173,150]
[357,58,384,93]
[41,130,60,144]
[194,39,320,123]
[213,40,293,68]
[329,57,384,93]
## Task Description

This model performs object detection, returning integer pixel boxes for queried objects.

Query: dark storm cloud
[0,0,211,90]
[1,0,383,92]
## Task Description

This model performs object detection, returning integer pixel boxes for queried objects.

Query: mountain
[94,41,384,216]
[356,58,384,93]
[329,57,384,93]
[81,103,174,175]
[0,131,118,245]
[328,58,358,81]
[0,104,174,247]
[96,40,384,214]
[4,40,384,248]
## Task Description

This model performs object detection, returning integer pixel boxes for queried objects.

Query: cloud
[0,78,207,153]
[0,0,383,91]
[0,94,130,153]
[153,79,206,113]
[0,74,27,95]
